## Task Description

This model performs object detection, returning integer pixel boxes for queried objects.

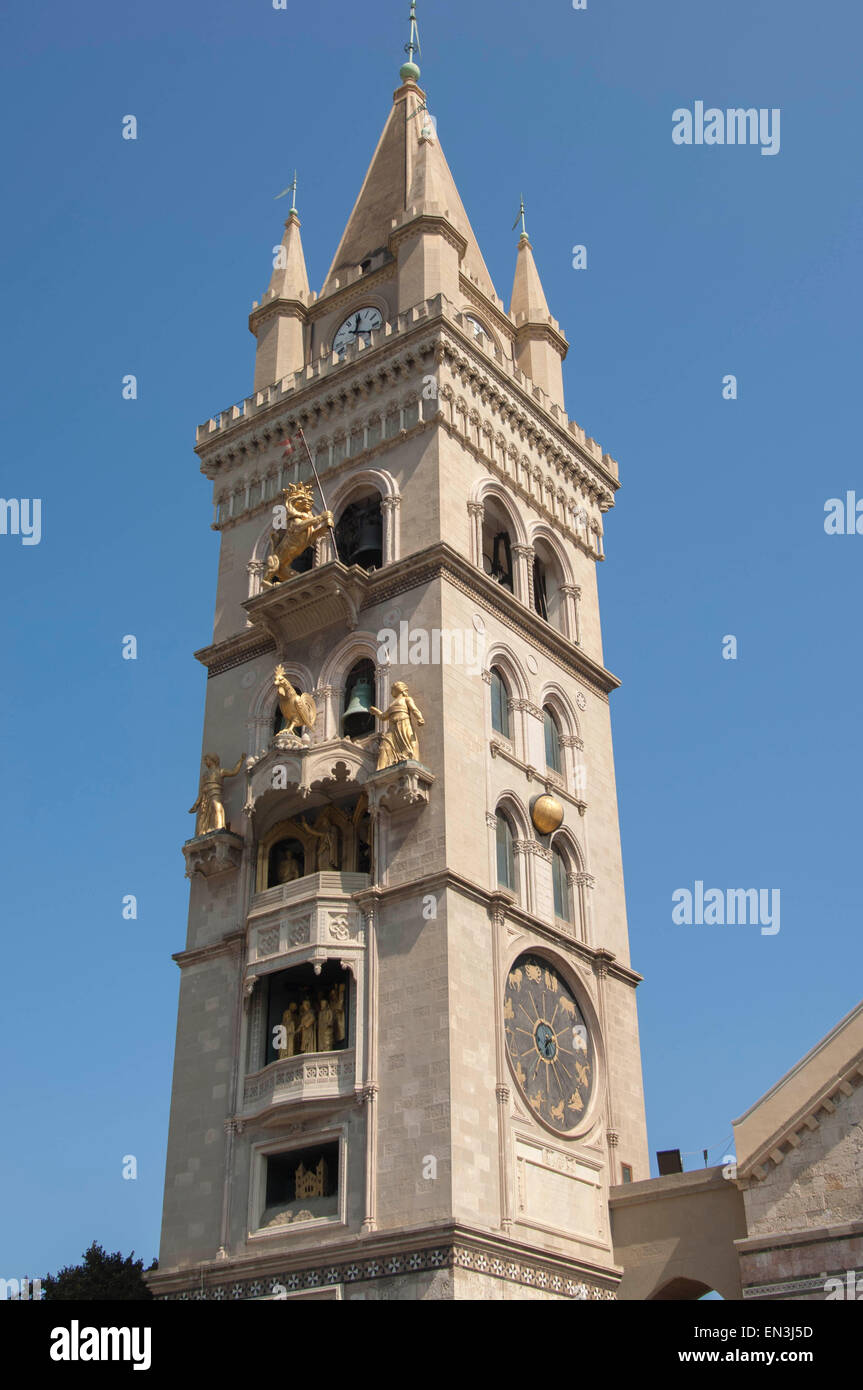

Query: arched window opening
[342,659,376,738]
[496,811,516,891]
[490,667,510,738]
[544,707,562,773]
[334,494,383,570]
[481,500,515,592]
[532,539,564,629]
[552,845,571,922]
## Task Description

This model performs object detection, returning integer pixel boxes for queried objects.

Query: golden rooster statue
[273,665,318,736]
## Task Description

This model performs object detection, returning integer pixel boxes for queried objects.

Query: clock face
[333,307,383,358]
[504,953,594,1133]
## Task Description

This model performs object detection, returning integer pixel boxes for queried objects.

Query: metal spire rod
[400,0,422,81]
[274,170,298,211]
[405,0,420,64]
[512,194,528,239]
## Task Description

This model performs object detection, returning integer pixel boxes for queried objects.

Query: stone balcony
[246,872,368,969]
[242,1048,356,1121]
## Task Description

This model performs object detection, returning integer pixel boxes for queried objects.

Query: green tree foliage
[42,1242,156,1301]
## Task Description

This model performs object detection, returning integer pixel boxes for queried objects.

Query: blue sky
[1,0,860,1277]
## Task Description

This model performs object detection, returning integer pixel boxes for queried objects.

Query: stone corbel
[182,829,244,880]
[365,760,435,816]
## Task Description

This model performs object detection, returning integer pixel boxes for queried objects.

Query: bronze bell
[342,678,374,734]
[349,514,383,569]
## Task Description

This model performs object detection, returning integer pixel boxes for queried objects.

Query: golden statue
[273,842,302,884]
[188,753,244,836]
[297,998,317,1054]
[317,994,334,1051]
[329,983,346,1043]
[278,1002,298,1059]
[264,483,333,585]
[273,665,317,736]
[301,810,339,871]
[369,682,425,769]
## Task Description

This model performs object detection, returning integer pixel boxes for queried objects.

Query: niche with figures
[261,1140,340,1229]
[257,792,372,890]
[263,960,350,1069]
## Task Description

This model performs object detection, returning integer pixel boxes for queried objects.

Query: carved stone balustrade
[242,1049,356,1121]
[246,872,368,969]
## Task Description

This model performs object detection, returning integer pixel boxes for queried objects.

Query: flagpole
[296,427,340,560]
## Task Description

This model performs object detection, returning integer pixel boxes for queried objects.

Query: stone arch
[318,630,388,742]
[649,1278,719,1301]
[328,467,400,568]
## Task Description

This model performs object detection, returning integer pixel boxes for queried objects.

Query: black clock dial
[504,953,594,1132]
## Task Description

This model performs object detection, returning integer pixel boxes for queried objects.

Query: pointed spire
[266,204,310,304]
[400,1,421,84]
[322,82,498,304]
[509,217,568,409]
[510,224,552,325]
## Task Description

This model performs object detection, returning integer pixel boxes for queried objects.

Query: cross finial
[400,0,421,83]
[512,195,528,243]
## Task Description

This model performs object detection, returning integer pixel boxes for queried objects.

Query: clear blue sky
[1,0,860,1277]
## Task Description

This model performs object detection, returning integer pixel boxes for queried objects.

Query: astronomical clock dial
[332,306,383,358]
[503,953,594,1133]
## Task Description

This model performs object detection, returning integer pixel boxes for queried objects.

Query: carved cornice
[147,1223,620,1301]
[248,296,308,336]
[172,931,246,970]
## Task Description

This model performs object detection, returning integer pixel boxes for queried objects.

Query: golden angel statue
[189,753,244,836]
[369,682,425,770]
[264,482,333,586]
[273,665,317,736]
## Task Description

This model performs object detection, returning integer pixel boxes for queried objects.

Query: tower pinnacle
[400,0,421,83]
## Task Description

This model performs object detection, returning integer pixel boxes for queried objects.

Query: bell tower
[151,6,648,1302]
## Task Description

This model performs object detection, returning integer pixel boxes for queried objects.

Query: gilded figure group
[278,982,346,1058]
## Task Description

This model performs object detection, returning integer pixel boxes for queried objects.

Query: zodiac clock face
[504,953,595,1133]
[332,307,383,358]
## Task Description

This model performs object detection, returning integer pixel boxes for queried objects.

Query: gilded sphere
[531,794,564,835]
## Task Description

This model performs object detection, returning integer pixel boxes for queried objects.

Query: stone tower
[151,20,649,1302]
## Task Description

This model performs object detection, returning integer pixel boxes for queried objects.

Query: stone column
[490,893,514,1232]
[468,500,484,568]
[560,583,581,644]
[511,544,533,606]
[381,494,401,566]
